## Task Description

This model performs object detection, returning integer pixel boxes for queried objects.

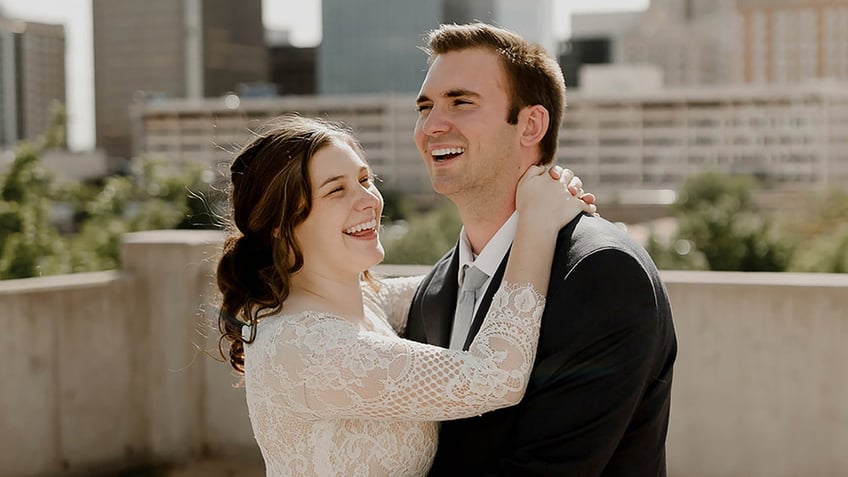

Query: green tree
[0,144,69,278]
[382,204,462,265]
[644,235,707,271]
[783,188,848,273]
[379,189,416,222]
[65,156,221,272]
[0,141,220,279]
[652,172,793,272]
[41,101,67,149]
[788,223,848,273]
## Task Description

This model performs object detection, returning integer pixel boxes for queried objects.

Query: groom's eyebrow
[444,88,479,99]
[416,89,480,104]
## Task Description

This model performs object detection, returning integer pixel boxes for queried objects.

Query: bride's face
[294,140,384,276]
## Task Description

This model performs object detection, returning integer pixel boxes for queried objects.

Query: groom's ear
[518,105,549,148]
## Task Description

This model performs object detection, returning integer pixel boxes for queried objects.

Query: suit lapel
[420,244,461,347]
[462,247,511,350]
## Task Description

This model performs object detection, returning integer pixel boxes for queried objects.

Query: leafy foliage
[382,203,462,265]
[0,143,220,279]
[2,113,845,279]
[648,171,794,272]
[783,188,848,273]
[379,189,417,222]
[0,144,68,278]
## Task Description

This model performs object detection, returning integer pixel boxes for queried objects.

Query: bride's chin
[364,247,385,270]
[371,248,386,267]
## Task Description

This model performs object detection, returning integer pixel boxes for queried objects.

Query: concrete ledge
[661,269,848,287]
[0,270,127,293]
[373,264,431,277]
[2,230,846,477]
[123,229,225,246]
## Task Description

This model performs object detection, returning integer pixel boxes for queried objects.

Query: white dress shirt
[450,211,518,347]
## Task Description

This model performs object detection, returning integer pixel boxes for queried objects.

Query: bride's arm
[364,275,424,336]
[252,167,592,421]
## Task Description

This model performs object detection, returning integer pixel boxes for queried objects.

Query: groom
[406,23,677,476]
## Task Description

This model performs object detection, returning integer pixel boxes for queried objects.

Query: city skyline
[0,0,648,151]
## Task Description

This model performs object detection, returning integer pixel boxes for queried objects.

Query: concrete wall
[664,271,848,476]
[0,271,147,475]
[0,231,846,476]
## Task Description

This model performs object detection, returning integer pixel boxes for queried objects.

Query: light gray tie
[450,264,490,350]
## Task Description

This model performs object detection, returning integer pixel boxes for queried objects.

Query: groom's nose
[419,106,450,137]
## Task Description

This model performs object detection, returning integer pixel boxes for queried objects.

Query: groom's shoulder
[555,214,651,267]
[430,245,455,273]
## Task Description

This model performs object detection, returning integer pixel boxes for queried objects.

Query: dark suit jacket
[406,214,677,476]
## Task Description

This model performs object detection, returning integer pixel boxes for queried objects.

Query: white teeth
[431,147,465,157]
[344,219,377,235]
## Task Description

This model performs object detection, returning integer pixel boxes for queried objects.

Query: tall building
[267,30,316,96]
[319,0,554,94]
[649,0,736,21]
[269,44,317,96]
[618,0,741,87]
[558,11,641,88]
[135,94,431,194]
[319,0,443,94]
[494,0,555,57]
[93,0,267,169]
[738,0,848,84]
[0,16,66,149]
[134,81,848,196]
[442,0,495,23]
[564,0,848,88]
[558,81,848,191]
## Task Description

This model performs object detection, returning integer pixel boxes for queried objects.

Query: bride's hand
[516,165,595,235]
[564,172,598,215]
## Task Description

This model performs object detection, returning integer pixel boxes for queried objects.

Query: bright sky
[0,0,649,151]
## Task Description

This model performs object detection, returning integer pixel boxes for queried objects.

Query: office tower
[617,0,848,86]
[0,16,66,149]
[738,0,848,84]
[267,30,316,96]
[618,0,740,87]
[442,0,493,22]
[558,11,641,88]
[319,0,443,94]
[649,0,736,21]
[443,0,555,53]
[93,0,267,169]
[136,82,848,196]
[319,0,554,94]
[494,0,555,56]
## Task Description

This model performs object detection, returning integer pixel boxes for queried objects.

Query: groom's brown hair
[422,22,566,165]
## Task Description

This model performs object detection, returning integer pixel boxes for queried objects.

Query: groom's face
[413,47,525,202]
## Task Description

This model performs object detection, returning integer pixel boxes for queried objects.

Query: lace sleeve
[254,281,545,422]
[364,275,423,335]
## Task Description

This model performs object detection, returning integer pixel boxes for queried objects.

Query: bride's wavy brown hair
[217,115,366,373]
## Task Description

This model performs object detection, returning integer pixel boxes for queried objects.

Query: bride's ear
[519,105,549,148]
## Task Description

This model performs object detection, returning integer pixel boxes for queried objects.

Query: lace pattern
[363,275,423,335]
[244,280,546,476]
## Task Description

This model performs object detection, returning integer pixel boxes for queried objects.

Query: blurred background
[0,0,846,275]
[0,1,846,476]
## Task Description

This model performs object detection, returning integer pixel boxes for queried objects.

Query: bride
[216,115,594,476]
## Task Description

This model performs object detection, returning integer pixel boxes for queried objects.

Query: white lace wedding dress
[244,276,546,476]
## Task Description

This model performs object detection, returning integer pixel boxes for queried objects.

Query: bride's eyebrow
[319,175,345,188]
[318,166,371,188]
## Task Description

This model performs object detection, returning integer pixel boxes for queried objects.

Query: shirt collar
[457,211,518,285]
